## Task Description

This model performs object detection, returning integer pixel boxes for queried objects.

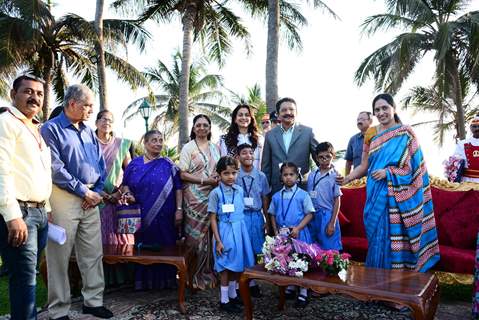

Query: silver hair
[63,84,92,108]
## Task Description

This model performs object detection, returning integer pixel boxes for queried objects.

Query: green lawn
[0,260,48,316]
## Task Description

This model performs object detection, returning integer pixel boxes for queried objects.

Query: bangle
[200,178,204,185]
[176,207,183,210]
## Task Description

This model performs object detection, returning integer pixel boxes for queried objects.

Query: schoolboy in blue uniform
[307,142,343,250]
[235,143,270,297]
[269,162,314,308]
[208,156,255,314]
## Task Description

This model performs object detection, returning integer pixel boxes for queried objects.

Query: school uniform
[236,167,270,255]
[208,183,255,273]
[269,185,315,244]
[307,167,343,250]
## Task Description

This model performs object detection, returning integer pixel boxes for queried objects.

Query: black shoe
[82,305,113,319]
[294,295,309,309]
[285,289,296,300]
[219,301,242,314]
[49,317,70,320]
[229,296,243,306]
[250,285,262,298]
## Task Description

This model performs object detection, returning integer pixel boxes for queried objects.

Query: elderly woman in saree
[179,114,220,289]
[95,110,133,246]
[343,93,440,272]
[121,130,183,289]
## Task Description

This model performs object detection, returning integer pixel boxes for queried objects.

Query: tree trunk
[178,2,197,150]
[266,0,279,113]
[449,54,465,140]
[95,0,108,110]
[41,53,54,122]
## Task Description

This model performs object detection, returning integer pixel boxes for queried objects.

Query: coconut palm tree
[0,0,151,120]
[122,51,231,148]
[241,0,337,113]
[355,0,479,140]
[403,85,479,145]
[112,0,250,149]
[95,0,108,110]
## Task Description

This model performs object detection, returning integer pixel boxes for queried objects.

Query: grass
[0,260,48,316]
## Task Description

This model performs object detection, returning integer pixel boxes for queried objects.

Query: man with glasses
[344,111,373,176]
[41,84,112,319]
[0,74,52,320]
[453,115,479,183]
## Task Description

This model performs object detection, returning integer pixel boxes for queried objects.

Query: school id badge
[222,204,235,213]
[244,197,254,206]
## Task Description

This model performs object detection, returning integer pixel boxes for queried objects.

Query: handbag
[116,203,142,234]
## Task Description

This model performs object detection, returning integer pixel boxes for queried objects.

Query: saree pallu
[123,156,182,289]
[180,141,220,289]
[365,125,440,272]
[99,138,134,286]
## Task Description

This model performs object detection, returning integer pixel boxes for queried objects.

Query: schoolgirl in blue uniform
[269,162,315,308]
[235,143,270,297]
[208,156,255,313]
[307,142,343,250]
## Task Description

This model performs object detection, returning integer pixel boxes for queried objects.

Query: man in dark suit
[261,97,319,194]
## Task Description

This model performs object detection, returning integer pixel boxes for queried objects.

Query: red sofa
[339,178,479,274]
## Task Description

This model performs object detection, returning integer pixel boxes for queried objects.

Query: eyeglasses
[262,121,270,125]
[317,155,332,161]
[195,123,210,128]
[471,125,479,129]
[99,118,113,124]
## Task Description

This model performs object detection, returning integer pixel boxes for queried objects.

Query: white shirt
[454,136,479,183]
[280,124,295,153]
[0,107,52,222]
[218,133,264,169]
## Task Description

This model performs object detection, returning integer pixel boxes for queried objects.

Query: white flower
[338,268,347,282]
[294,271,303,277]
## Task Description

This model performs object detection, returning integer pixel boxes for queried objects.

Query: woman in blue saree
[121,130,183,289]
[344,94,440,272]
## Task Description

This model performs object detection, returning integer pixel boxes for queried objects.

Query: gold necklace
[98,133,113,144]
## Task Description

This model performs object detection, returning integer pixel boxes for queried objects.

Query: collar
[220,182,238,191]
[280,123,295,133]
[240,166,255,176]
[281,184,298,193]
[57,112,86,130]
[9,106,40,124]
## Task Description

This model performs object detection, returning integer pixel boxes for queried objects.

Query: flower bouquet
[262,235,311,277]
[443,155,465,182]
[262,235,351,280]
[313,250,351,281]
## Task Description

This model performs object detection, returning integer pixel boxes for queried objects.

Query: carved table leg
[278,286,286,310]
[239,274,252,320]
[177,262,187,314]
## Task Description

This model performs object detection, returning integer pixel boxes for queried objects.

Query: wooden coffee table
[102,244,195,314]
[239,264,439,320]
[40,244,195,314]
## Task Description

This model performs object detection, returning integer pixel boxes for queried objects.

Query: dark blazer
[261,124,319,194]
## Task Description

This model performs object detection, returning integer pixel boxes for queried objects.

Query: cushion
[338,210,350,226]
[341,236,368,262]
[438,189,479,250]
[431,187,471,246]
[435,245,475,274]
[340,187,367,238]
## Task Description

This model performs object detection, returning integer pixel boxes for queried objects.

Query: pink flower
[326,255,334,266]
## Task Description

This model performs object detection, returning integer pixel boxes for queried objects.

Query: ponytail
[394,113,401,124]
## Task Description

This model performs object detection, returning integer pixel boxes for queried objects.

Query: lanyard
[280,187,298,223]
[241,176,254,197]
[220,185,235,205]
[312,170,330,190]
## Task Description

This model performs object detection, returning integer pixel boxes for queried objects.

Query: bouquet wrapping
[443,155,465,182]
[262,235,351,280]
